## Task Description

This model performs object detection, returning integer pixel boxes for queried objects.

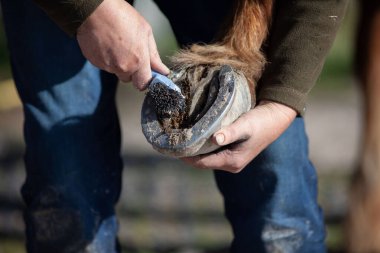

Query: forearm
[32,0,104,36]
[258,0,349,115]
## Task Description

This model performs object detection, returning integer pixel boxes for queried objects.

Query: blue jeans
[214,121,326,253]
[1,0,326,252]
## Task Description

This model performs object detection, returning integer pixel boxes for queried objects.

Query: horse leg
[346,1,380,252]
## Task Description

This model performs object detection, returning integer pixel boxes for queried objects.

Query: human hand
[182,101,297,173]
[76,0,170,90]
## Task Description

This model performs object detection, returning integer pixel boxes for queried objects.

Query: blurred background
[0,0,364,252]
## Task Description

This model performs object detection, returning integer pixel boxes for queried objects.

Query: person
[0,0,347,252]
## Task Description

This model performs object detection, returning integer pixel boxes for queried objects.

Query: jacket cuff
[258,86,307,116]
[33,0,104,36]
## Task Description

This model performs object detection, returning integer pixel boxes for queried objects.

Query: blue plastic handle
[151,70,159,78]
[150,71,182,93]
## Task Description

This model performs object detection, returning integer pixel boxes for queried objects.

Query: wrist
[77,0,123,35]
[257,100,297,122]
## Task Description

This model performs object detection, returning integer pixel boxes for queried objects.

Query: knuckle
[194,156,214,169]
[230,167,243,174]
[116,56,142,74]
[117,63,129,73]
[194,160,206,169]
[132,76,148,91]
[113,59,129,73]
[133,55,142,67]
[228,160,244,173]
[144,23,153,35]
[227,128,237,141]
[151,49,160,60]
[139,21,152,36]
[101,59,112,70]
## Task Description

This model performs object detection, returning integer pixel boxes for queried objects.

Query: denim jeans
[1,0,326,252]
[213,120,326,253]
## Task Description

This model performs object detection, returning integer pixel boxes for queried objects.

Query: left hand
[181,100,297,173]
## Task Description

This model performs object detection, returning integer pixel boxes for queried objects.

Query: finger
[116,73,131,83]
[132,67,151,90]
[181,156,209,169]
[131,44,152,90]
[182,148,239,172]
[182,154,227,170]
[213,113,252,146]
[148,33,170,75]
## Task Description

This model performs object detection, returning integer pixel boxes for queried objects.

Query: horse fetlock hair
[170,0,274,99]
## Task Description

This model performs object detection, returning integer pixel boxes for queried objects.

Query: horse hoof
[141,65,252,157]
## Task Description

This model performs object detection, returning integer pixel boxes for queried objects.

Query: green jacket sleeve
[32,0,104,36]
[258,0,349,115]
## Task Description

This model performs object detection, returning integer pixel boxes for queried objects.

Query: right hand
[76,0,170,90]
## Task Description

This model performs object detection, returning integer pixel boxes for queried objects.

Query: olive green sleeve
[32,0,104,36]
[257,0,349,115]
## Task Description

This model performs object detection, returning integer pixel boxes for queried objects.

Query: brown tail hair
[171,0,274,88]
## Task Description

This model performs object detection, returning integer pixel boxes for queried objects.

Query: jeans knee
[261,218,326,253]
[262,223,304,252]
[24,187,91,253]
[25,206,88,253]
[23,182,119,253]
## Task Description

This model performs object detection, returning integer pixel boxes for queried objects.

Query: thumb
[148,32,170,75]
[213,115,251,146]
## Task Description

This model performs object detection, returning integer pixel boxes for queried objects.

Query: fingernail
[216,134,225,145]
